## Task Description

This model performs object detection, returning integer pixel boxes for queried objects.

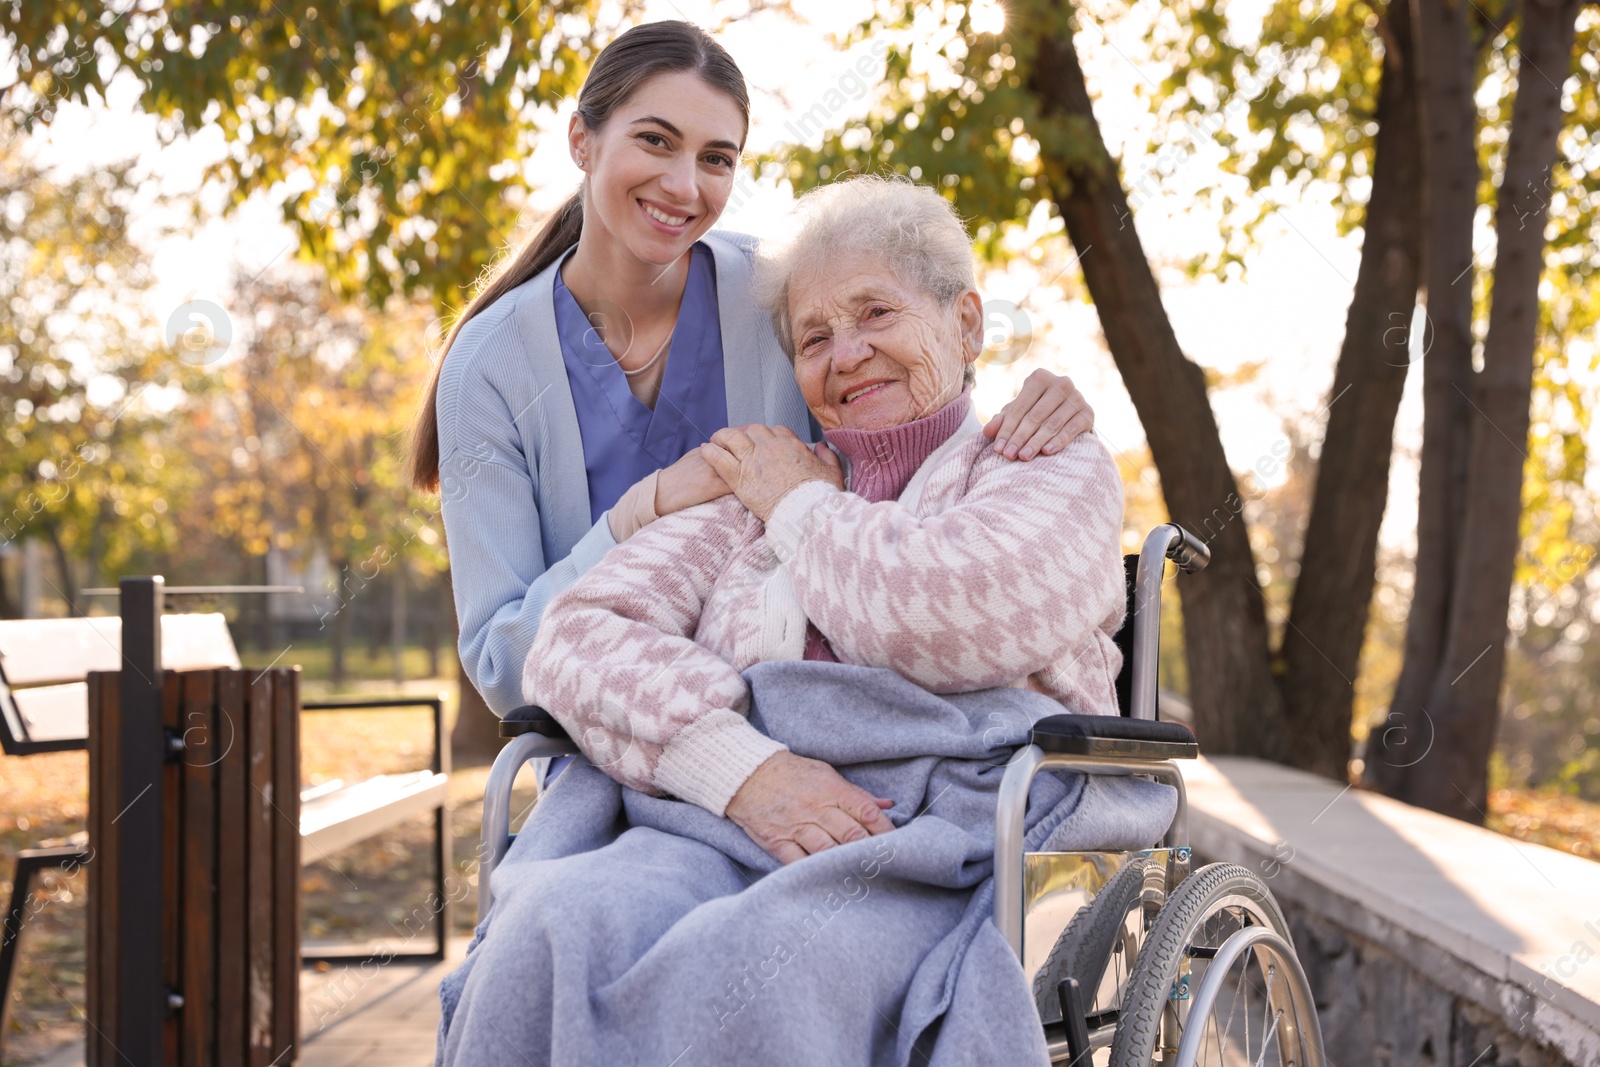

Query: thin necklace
[615,321,675,377]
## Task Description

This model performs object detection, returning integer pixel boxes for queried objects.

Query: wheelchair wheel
[1109,863,1324,1067]
[1032,854,1149,1024]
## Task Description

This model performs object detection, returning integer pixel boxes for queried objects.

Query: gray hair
[753,175,979,384]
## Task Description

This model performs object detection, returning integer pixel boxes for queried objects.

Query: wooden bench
[0,614,243,755]
[0,615,450,886]
[0,612,451,1056]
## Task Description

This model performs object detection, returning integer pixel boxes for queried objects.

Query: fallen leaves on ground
[0,708,541,1064]
[1488,787,1600,860]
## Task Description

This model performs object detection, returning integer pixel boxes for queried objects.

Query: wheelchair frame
[479,523,1322,1065]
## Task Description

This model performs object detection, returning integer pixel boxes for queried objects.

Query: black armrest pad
[1031,714,1197,759]
[1033,715,1195,743]
[499,705,572,740]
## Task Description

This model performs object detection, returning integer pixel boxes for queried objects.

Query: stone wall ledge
[1182,756,1600,1065]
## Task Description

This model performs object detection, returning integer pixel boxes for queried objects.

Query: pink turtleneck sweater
[523,392,1128,816]
[801,388,973,662]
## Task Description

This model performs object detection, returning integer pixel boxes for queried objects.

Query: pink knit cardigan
[522,410,1129,816]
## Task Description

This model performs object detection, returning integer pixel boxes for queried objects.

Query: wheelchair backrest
[1112,554,1139,718]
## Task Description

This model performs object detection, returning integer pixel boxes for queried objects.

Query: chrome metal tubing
[1132,526,1177,720]
[1173,924,1326,1067]
[994,746,1187,962]
[479,732,580,917]
[1046,1021,1118,1062]
[1129,523,1211,720]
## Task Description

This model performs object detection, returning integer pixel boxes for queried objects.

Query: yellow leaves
[1202,359,1267,390]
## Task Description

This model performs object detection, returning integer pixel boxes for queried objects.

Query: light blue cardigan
[436,231,817,713]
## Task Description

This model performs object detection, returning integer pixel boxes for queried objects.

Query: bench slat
[299,771,449,859]
[0,615,241,688]
[11,683,89,742]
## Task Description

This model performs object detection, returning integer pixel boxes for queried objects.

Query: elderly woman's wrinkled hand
[725,751,896,865]
[699,424,844,522]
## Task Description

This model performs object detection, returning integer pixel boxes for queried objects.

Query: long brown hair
[408,20,750,491]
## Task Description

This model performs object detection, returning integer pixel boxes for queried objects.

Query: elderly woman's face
[787,260,984,431]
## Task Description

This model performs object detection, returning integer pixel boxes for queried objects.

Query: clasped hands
[699,426,890,864]
[698,424,842,521]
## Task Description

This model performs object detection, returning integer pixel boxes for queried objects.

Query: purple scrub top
[553,242,731,523]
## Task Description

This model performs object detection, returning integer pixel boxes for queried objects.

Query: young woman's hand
[653,447,734,516]
[983,369,1095,460]
[725,751,895,865]
[699,424,844,522]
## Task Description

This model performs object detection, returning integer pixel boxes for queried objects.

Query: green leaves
[0,152,192,587]
[4,0,631,311]
[781,0,1062,247]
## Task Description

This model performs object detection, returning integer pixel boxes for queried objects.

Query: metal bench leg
[1,845,93,1052]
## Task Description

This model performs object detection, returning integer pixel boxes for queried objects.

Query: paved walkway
[20,939,466,1067]
[298,939,467,1066]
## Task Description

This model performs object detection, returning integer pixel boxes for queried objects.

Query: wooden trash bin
[86,667,301,1067]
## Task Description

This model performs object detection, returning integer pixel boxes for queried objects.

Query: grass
[263,640,456,694]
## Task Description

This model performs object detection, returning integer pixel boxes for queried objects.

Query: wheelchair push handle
[1163,524,1210,574]
[1127,523,1208,722]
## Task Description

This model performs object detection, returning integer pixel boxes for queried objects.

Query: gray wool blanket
[436,661,1177,1067]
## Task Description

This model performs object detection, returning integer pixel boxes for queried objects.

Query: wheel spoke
[1253,1009,1283,1067]
[1257,961,1277,1061]
[1209,982,1226,1065]
[1220,951,1247,1061]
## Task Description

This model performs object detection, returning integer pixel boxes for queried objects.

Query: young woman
[408,20,1097,714]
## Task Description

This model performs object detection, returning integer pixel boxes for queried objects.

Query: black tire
[1108,863,1296,1067]
[1032,855,1149,1023]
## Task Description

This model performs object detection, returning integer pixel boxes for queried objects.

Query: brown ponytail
[408,20,751,492]
[407,193,583,491]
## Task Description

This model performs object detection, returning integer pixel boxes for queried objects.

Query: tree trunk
[261,550,281,651]
[252,551,272,653]
[88,497,109,592]
[330,558,349,687]
[363,575,381,662]
[44,522,78,616]
[1365,0,1484,792]
[452,658,502,767]
[426,576,442,679]
[1378,0,1582,820]
[1278,1,1422,781]
[0,551,17,619]
[442,569,503,765]
[392,556,408,688]
[1025,4,1288,759]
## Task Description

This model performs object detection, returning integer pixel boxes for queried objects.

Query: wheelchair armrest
[1031,714,1198,761]
[499,705,574,741]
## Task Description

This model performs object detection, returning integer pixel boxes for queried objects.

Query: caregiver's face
[788,260,983,431]
[568,71,746,267]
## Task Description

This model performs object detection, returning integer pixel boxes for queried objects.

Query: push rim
[1108,863,1323,1067]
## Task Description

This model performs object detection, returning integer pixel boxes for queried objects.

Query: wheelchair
[482,523,1326,1065]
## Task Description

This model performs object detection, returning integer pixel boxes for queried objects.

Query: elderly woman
[435,177,1169,1067]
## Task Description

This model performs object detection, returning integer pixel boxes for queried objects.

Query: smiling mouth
[640,200,692,227]
[842,381,895,404]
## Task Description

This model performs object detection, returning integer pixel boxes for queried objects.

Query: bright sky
[30,0,1555,558]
